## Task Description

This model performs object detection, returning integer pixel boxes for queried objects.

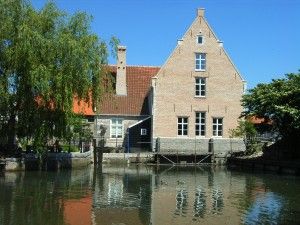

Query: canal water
[0,165,299,225]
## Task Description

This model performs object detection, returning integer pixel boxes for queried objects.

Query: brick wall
[153,9,245,145]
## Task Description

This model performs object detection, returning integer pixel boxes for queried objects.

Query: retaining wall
[155,137,245,156]
[3,150,93,171]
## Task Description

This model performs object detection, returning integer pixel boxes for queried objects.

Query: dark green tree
[241,72,300,145]
[0,0,118,152]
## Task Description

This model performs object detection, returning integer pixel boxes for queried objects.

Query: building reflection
[212,188,224,214]
[175,188,188,216]
[0,168,92,225]
[194,186,206,218]
[151,166,243,224]
[1,165,299,225]
[92,165,152,225]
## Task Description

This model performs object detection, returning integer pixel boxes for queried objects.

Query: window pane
[117,127,122,136]
[111,126,116,135]
[178,130,182,135]
[197,36,203,44]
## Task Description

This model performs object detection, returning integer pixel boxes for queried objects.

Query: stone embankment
[2,150,93,171]
[227,154,300,175]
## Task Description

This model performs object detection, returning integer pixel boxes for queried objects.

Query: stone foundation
[2,151,93,171]
[154,137,245,156]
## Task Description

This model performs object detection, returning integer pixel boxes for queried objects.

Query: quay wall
[155,137,245,157]
[3,150,93,171]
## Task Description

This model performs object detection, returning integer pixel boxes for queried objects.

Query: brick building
[76,8,246,155]
[151,8,246,155]
[94,46,159,151]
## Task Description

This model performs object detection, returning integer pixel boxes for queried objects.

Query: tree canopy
[242,72,300,139]
[0,0,116,150]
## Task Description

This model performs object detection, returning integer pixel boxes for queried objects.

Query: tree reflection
[0,169,91,225]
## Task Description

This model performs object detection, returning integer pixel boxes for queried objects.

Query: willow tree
[0,0,113,150]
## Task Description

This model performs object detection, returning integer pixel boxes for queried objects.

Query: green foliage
[242,72,300,138]
[230,120,260,155]
[0,0,117,150]
[62,145,79,153]
[229,120,257,139]
[65,115,93,144]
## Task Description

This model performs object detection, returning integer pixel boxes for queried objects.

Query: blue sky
[33,0,300,89]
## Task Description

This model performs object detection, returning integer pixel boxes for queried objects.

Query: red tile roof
[98,65,160,115]
[73,95,95,116]
[247,116,272,125]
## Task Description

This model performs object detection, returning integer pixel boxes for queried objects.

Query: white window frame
[195,112,206,137]
[141,128,147,136]
[196,35,204,45]
[195,77,206,97]
[212,118,223,137]
[195,53,206,71]
[178,117,188,136]
[110,118,123,138]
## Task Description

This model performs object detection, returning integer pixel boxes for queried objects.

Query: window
[195,53,206,71]
[87,116,94,123]
[197,35,203,44]
[141,128,147,136]
[195,77,206,97]
[178,117,188,136]
[213,118,223,137]
[195,112,206,136]
[110,118,123,138]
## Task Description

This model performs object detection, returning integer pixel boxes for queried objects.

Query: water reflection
[194,186,206,218]
[175,188,188,216]
[244,192,284,225]
[212,188,224,214]
[0,165,300,225]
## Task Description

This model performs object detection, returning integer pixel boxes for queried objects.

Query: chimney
[197,8,205,17]
[116,45,127,96]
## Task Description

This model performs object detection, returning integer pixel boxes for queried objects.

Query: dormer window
[197,35,203,44]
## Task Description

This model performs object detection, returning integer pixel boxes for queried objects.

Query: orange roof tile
[73,95,95,116]
[247,116,272,125]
